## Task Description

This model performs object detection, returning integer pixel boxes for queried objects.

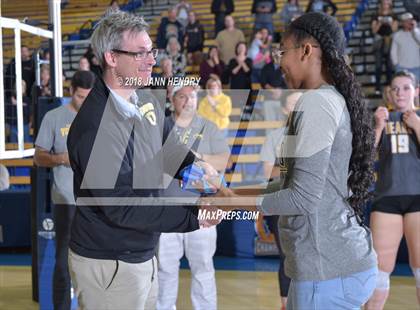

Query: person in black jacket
[67,11,219,310]
[211,0,234,36]
[305,0,337,16]
[184,11,205,65]
[252,0,277,34]
[157,7,184,50]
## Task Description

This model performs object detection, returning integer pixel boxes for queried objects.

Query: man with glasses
[67,11,219,310]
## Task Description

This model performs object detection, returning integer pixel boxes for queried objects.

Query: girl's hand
[374,107,389,131]
[403,110,420,131]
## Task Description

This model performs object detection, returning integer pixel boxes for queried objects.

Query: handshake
[180,162,227,228]
[180,162,259,228]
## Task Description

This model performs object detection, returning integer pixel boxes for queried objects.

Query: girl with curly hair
[202,12,378,309]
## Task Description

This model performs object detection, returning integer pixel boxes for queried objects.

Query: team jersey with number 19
[375,109,420,198]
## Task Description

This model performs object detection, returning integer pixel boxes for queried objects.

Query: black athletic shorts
[371,195,420,215]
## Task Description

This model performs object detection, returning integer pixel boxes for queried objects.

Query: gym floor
[0,255,417,309]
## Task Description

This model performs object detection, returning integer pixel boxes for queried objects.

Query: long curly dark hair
[284,12,375,222]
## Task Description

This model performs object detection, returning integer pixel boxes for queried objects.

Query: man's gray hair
[90,11,149,69]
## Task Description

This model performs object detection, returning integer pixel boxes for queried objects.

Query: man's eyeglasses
[272,44,319,58]
[112,48,159,60]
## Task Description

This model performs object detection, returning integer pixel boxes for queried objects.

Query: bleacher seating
[1,0,365,188]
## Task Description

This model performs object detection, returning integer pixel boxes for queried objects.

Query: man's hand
[198,204,222,228]
[55,152,71,167]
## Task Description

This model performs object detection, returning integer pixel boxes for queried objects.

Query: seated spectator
[5,80,31,143]
[84,46,102,76]
[211,0,234,36]
[184,11,205,65]
[198,77,232,132]
[252,0,277,34]
[216,15,245,65]
[78,56,90,71]
[42,49,51,61]
[260,46,287,122]
[199,46,225,87]
[157,7,184,50]
[306,0,337,15]
[152,57,176,115]
[104,0,120,16]
[371,0,398,93]
[5,45,35,100]
[40,64,52,97]
[391,13,420,82]
[164,37,187,76]
[280,0,304,25]
[0,164,10,191]
[248,28,272,83]
[175,0,192,29]
[225,42,253,90]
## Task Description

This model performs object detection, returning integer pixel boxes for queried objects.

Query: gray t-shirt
[35,105,77,205]
[256,85,377,281]
[375,110,420,197]
[260,127,286,164]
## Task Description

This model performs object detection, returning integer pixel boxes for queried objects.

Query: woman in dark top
[199,46,225,87]
[305,0,337,15]
[366,71,420,309]
[371,0,398,93]
[225,42,253,90]
[184,11,205,65]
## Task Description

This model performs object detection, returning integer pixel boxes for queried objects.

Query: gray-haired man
[67,11,218,310]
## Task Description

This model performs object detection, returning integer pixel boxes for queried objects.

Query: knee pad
[412,268,420,288]
[376,270,390,290]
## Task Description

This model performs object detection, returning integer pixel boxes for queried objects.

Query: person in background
[104,0,120,16]
[34,70,96,310]
[175,0,192,29]
[305,0,337,15]
[260,46,287,122]
[225,42,253,91]
[157,7,184,50]
[78,56,91,71]
[184,11,205,65]
[280,0,304,26]
[42,49,51,61]
[5,80,31,143]
[248,27,272,83]
[371,0,398,94]
[199,46,225,87]
[84,46,102,77]
[252,0,277,34]
[391,13,420,82]
[215,15,245,65]
[0,164,10,191]
[40,64,52,97]
[198,76,232,133]
[151,57,176,115]
[164,37,187,76]
[366,71,420,309]
[211,0,234,36]
[5,45,35,100]
[157,84,229,310]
